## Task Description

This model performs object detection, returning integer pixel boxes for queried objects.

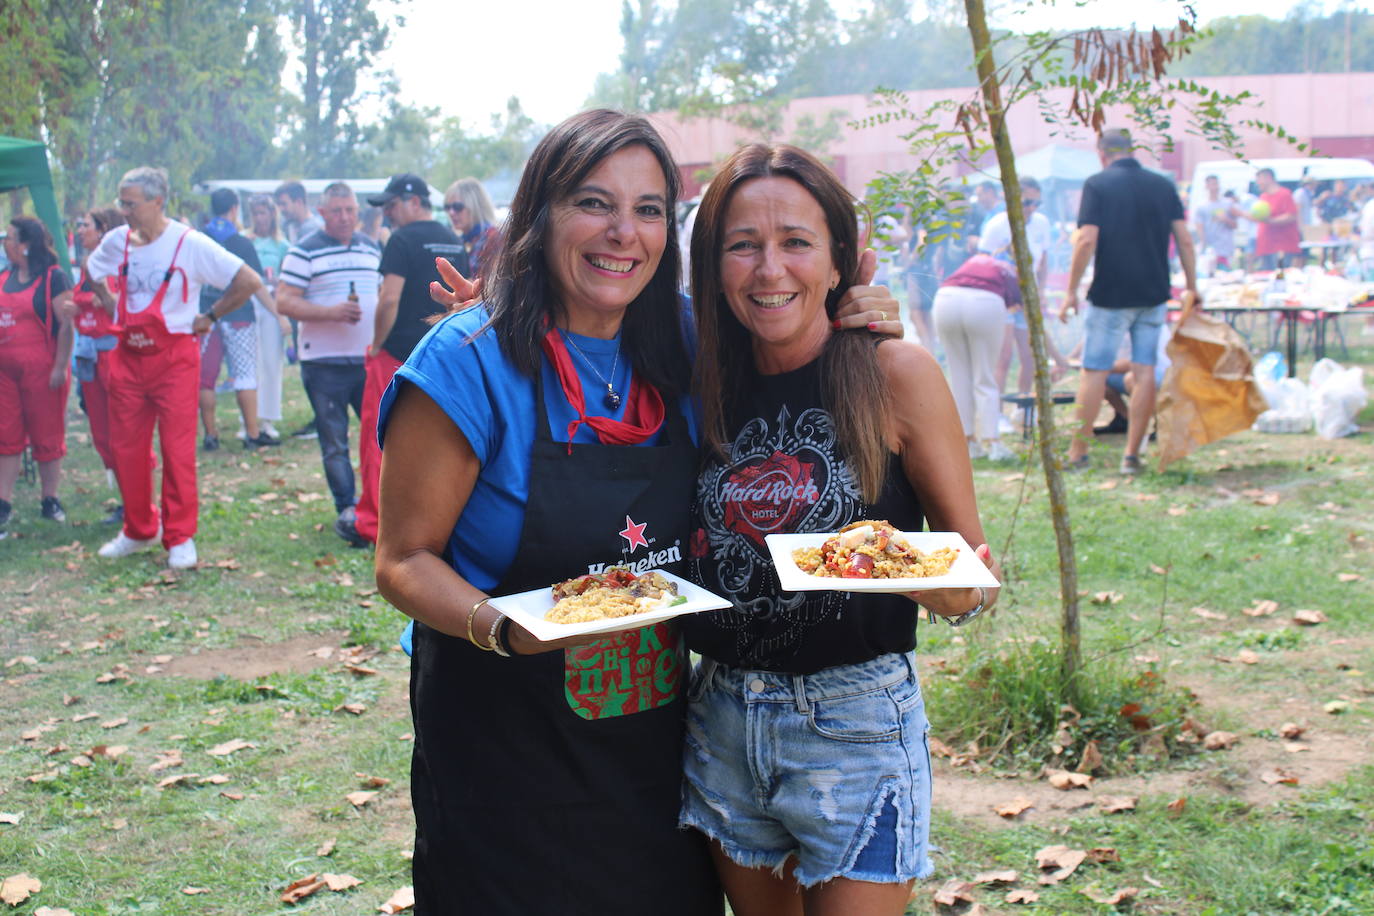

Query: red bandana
[540,327,665,452]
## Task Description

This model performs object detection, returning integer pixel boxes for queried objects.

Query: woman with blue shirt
[375,110,899,915]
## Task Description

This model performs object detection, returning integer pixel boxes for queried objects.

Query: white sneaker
[967,439,987,459]
[259,420,279,439]
[98,530,160,558]
[167,539,199,569]
[988,440,1015,462]
[997,415,1016,435]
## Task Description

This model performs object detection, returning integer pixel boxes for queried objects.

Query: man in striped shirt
[275,182,381,547]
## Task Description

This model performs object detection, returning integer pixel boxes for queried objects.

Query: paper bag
[1155,292,1269,470]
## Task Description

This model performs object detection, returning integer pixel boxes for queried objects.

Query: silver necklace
[561,330,623,410]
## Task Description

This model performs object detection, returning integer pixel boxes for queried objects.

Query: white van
[1187,157,1374,211]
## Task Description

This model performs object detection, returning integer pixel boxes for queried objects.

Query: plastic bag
[1309,359,1366,440]
[1156,293,1270,470]
[1254,378,1312,434]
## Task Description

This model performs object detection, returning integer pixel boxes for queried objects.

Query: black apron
[409,373,722,915]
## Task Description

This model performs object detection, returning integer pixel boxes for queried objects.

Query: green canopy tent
[0,136,72,275]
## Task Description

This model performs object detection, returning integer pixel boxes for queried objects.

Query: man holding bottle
[274,182,381,546]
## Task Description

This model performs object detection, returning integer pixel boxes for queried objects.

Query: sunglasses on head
[444,202,465,213]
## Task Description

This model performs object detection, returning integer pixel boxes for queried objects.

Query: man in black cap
[353,174,469,545]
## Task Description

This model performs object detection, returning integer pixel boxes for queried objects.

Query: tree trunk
[962,0,1082,695]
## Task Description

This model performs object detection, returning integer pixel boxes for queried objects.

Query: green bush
[924,634,1197,774]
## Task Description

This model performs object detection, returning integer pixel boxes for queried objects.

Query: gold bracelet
[466,598,494,651]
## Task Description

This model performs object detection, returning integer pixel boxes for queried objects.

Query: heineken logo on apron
[565,623,683,720]
[567,516,685,720]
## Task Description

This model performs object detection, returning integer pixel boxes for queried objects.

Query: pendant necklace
[561,330,623,410]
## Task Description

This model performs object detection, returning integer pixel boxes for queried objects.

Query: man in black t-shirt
[354,174,469,544]
[1058,129,1196,475]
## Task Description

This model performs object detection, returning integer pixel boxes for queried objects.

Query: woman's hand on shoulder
[428,257,482,309]
[834,248,903,338]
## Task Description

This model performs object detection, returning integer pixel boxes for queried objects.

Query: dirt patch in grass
[934,646,1372,827]
[158,632,350,680]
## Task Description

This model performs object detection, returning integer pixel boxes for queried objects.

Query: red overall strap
[117,227,193,323]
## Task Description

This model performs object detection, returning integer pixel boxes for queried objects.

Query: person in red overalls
[70,207,127,526]
[85,166,262,569]
[0,217,75,537]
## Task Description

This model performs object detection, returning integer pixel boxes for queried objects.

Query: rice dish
[545,567,684,624]
[792,520,957,579]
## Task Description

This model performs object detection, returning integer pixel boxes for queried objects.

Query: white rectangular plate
[486,570,733,642]
[765,531,1000,594]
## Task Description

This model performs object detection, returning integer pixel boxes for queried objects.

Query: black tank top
[684,351,925,674]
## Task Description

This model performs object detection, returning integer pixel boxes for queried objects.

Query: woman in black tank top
[681,144,1002,916]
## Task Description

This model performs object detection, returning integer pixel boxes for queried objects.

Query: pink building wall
[648,73,1374,198]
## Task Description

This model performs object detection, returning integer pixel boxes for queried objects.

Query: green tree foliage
[428,97,543,186]
[1173,6,1374,76]
[282,0,396,175]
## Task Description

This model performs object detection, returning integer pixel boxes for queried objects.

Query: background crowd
[3,137,1372,546]
[0,169,502,558]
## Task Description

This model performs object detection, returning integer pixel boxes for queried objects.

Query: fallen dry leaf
[181,886,210,895]
[148,750,184,773]
[34,907,77,916]
[378,886,415,913]
[1166,797,1187,815]
[1253,492,1280,506]
[335,703,367,716]
[1080,885,1139,905]
[1203,731,1239,750]
[971,869,1017,885]
[1325,700,1351,715]
[206,738,255,757]
[281,875,326,904]
[1260,768,1300,786]
[1337,573,1363,582]
[345,790,378,808]
[1244,599,1279,617]
[1091,591,1124,605]
[1035,845,1087,885]
[1293,609,1328,626]
[928,736,955,758]
[344,664,378,677]
[1047,770,1093,790]
[1284,742,1312,753]
[317,838,337,857]
[932,879,977,906]
[1149,563,1169,575]
[1077,740,1103,774]
[1,873,41,906]
[1279,722,1305,739]
[1096,479,1118,490]
[355,773,392,788]
[157,773,198,789]
[198,774,230,785]
[1086,847,1121,863]
[1005,888,1040,904]
[1237,649,1261,665]
[993,796,1035,818]
[1167,505,1188,516]
[1098,795,1138,814]
[89,744,126,759]
[323,873,362,892]
[0,813,21,826]
[220,791,244,801]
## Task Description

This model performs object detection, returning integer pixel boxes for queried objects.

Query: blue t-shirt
[378,305,697,596]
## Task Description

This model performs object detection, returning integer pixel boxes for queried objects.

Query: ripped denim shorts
[679,652,934,888]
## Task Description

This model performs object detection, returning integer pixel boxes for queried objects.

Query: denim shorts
[1082,302,1166,371]
[679,652,934,888]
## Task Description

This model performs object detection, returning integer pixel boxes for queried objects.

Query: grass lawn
[2,342,1372,915]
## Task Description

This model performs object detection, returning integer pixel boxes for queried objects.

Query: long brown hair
[692,144,892,502]
[468,109,689,398]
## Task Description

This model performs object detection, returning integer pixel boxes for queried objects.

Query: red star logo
[619,515,650,552]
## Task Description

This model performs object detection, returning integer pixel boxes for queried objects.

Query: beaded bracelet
[466,598,494,651]
[486,613,511,657]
